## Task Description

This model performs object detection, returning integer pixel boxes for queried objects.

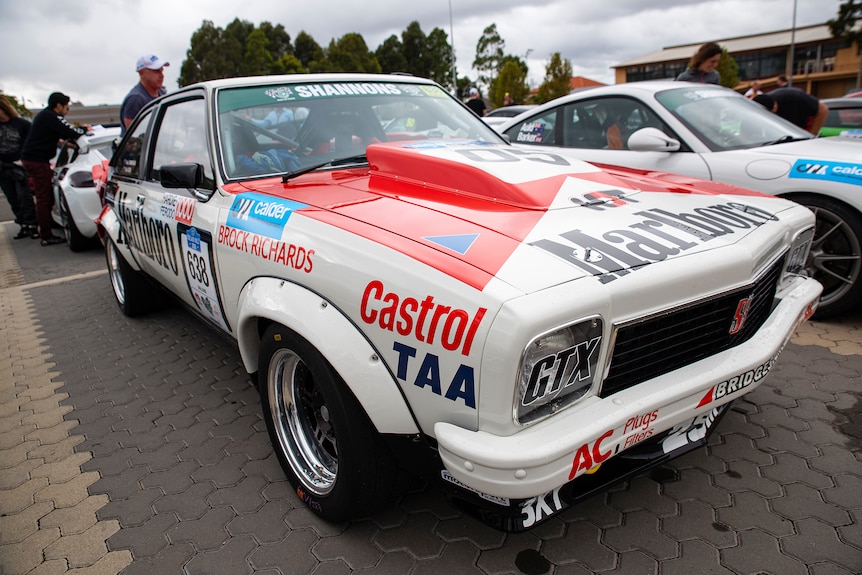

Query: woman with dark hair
[675,42,722,84]
[0,96,38,239]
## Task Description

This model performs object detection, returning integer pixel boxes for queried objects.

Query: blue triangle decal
[424,233,479,255]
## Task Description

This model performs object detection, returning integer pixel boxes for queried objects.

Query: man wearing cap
[21,92,90,245]
[120,54,169,134]
[465,87,487,117]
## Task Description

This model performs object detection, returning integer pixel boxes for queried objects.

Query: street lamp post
[449,0,457,96]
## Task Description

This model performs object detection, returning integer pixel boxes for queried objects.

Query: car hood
[244,141,799,293]
[719,137,862,187]
[752,136,862,159]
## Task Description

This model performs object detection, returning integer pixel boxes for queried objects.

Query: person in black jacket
[21,92,90,245]
[753,89,828,135]
[0,96,38,239]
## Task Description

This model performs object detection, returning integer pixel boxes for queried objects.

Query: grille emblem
[729,296,753,335]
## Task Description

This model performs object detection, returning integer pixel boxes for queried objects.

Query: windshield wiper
[763,135,810,146]
[282,154,368,182]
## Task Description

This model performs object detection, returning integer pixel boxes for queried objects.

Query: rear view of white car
[52,126,121,251]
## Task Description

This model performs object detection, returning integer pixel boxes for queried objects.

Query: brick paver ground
[1,220,860,574]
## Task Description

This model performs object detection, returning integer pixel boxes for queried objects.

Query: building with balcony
[612,23,860,98]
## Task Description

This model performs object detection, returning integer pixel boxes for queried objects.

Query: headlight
[782,226,814,282]
[516,317,603,425]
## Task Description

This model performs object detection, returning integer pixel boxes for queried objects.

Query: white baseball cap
[469,87,478,96]
[136,54,170,72]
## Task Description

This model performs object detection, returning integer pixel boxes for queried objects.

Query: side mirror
[627,127,681,152]
[159,163,203,189]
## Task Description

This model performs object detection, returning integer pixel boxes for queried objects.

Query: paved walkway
[1,220,860,574]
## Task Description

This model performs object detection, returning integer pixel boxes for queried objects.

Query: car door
[117,93,232,332]
[504,96,713,181]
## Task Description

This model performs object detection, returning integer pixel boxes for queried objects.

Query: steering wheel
[235,116,299,149]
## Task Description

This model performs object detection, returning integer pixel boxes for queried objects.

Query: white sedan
[52,126,121,251]
[498,81,862,317]
[97,74,820,531]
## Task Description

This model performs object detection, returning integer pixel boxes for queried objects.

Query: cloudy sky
[0,0,834,109]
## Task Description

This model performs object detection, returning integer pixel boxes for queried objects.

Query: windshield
[216,80,504,180]
[655,86,813,151]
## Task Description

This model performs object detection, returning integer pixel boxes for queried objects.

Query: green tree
[473,23,505,90]
[223,18,254,76]
[456,76,473,100]
[180,20,231,85]
[536,52,572,104]
[245,28,273,76]
[491,57,529,107]
[828,0,862,88]
[273,54,306,75]
[181,19,304,84]
[401,21,428,78]
[259,22,293,60]
[0,92,32,117]
[376,35,407,74]
[717,48,739,89]
[425,27,454,89]
[324,33,381,73]
[295,31,324,70]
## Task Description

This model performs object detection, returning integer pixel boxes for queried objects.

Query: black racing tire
[59,191,96,252]
[258,323,404,522]
[794,194,862,318]
[105,238,154,317]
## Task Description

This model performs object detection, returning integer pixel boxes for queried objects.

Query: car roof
[486,105,536,117]
[184,73,441,92]
[822,97,862,108]
[495,80,730,129]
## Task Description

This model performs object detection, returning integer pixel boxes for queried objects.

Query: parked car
[482,104,537,128]
[497,81,862,317]
[52,125,121,251]
[819,97,862,138]
[98,74,821,532]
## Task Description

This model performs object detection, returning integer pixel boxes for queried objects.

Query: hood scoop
[366,141,610,210]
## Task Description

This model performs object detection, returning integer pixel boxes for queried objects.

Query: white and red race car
[98,74,821,531]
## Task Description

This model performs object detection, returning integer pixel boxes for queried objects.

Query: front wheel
[105,239,154,317]
[796,194,862,318]
[258,324,404,522]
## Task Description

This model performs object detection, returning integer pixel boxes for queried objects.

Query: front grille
[600,256,784,398]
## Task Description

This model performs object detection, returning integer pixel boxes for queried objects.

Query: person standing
[120,54,169,134]
[466,88,487,117]
[753,89,828,135]
[675,42,722,84]
[0,96,38,239]
[21,92,89,246]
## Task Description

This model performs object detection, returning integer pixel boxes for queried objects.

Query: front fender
[236,277,419,435]
[97,205,142,271]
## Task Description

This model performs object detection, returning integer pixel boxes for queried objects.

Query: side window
[115,109,151,179]
[505,110,557,146]
[564,98,668,150]
[151,99,214,190]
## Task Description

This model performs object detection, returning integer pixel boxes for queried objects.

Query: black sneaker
[40,235,66,246]
[13,225,38,239]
